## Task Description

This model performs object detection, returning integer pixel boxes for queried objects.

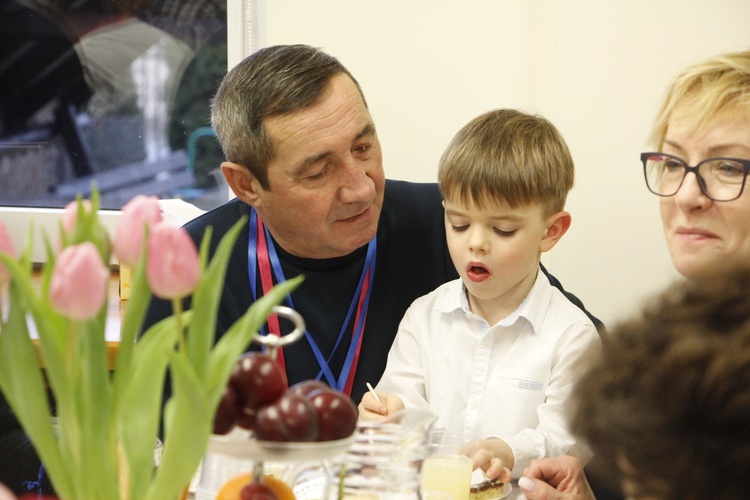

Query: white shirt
[375,272,600,477]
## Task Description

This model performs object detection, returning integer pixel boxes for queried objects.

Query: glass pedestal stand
[196,428,355,499]
[195,305,349,499]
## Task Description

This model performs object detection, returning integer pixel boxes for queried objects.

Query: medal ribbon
[247,208,376,395]
[253,213,286,371]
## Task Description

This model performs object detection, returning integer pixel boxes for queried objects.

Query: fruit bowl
[207,427,355,462]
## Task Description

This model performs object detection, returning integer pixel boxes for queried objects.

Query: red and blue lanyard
[247,208,376,396]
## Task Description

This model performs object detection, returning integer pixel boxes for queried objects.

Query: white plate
[207,427,355,462]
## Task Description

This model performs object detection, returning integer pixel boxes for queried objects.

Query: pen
[366,382,382,403]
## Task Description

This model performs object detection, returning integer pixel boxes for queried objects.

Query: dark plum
[240,482,278,500]
[254,392,318,442]
[288,380,330,398]
[213,385,240,435]
[235,407,257,431]
[308,389,358,441]
[230,353,286,411]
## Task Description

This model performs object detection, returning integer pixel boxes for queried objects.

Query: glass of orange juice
[421,429,473,500]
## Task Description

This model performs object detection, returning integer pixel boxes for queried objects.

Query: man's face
[660,107,750,280]
[252,74,385,259]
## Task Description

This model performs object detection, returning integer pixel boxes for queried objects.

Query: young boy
[359,109,600,484]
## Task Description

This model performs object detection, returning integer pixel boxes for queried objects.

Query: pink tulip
[0,219,17,281]
[59,198,112,264]
[114,195,163,266]
[61,199,92,235]
[146,223,201,299]
[50,242,109,321]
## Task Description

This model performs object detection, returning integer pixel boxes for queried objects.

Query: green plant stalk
[75,308,118,498]
[0,210,304,500]
[0,254,74,499]
[118,314,182,500]
[115,218,246,500]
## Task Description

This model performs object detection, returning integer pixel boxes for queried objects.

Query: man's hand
[357,390,404,420]
[518,456,596,500]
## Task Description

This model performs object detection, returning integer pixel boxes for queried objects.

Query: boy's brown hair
[438,108,574,217]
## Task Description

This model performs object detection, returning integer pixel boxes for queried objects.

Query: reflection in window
[0,0,228,210]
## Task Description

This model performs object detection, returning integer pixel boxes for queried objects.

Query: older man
[144,44,601,403]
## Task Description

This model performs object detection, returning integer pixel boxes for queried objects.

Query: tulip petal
[114,195,163,266]
[146,223,201,299]
[0,220,17,280]
[49,242,109,321]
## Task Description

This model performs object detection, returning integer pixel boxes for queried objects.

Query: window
[0,0,234,211]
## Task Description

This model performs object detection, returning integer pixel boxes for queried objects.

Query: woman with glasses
[641,50,750,281]
[519,49,750,499]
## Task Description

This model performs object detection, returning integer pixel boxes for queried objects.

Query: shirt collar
[436,271,552,333]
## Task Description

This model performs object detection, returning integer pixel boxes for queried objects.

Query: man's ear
[221,161,262,205]
[540,211,571,252]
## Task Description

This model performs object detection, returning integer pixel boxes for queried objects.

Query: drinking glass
[421,429,473,500]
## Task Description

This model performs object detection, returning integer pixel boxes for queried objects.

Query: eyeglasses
[641,152,750,202]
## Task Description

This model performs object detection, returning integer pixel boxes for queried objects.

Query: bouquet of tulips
[0,190,301,500]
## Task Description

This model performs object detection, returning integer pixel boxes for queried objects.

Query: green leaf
[73,315,118,498]
[145,350,211,500]
[198,225,212,271]
[0,188,306,500]
[0,255,69,410]
[66,187,112,264]
[185,217,246,374]
[0,258,74,498]
[112,248,153,413]
[118,314,183,500]
[0,256,67,394]
[40,230,56,297]
[205,276,304,407]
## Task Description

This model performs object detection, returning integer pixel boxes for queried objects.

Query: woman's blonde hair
[650,50,750,149]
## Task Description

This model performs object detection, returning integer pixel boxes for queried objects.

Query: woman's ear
[540,211,571,252]
[221,162,261,205]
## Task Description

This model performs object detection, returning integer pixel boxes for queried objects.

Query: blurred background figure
[571,268,750,499]
[0,0,227,209]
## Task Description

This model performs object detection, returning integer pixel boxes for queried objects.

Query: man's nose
[338,159,373,203]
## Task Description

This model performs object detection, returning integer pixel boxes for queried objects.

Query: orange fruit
[216,472,295,500]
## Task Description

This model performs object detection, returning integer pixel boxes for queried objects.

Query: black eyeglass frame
[640,152,750,202]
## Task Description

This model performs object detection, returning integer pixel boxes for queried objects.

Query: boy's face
[443,198,553,323]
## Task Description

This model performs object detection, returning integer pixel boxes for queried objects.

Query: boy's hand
[357,391,404,420]
[471,437,513,484]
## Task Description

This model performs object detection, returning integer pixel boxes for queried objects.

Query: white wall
[257,0,750,327]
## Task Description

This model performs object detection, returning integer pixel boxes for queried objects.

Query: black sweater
[144,180,459,403]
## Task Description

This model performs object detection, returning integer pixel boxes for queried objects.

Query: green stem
[65,320,79,374]
[0,278,7,333]
[62,320,84,497]
[172,297,185,353]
